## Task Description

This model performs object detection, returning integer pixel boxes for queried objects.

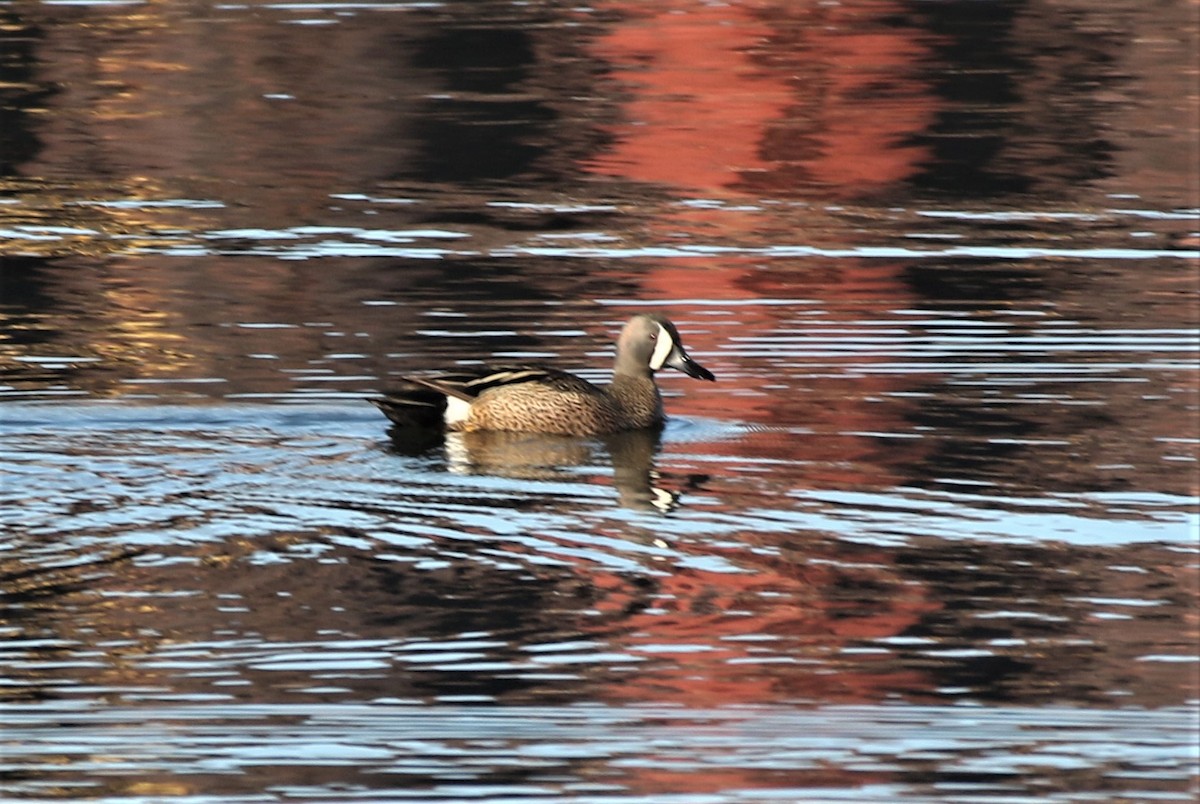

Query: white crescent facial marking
[648,323,675,370]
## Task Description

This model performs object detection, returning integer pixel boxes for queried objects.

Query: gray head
[614,314,715,381]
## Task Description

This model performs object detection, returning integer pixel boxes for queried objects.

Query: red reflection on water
[604,253,931,492]
[588,1,937,199]
[590,537,937,706]
[587,3,789,192]
[586,0,939,496]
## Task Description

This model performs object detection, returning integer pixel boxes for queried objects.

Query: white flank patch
[444,395,472,427]
[648,323,675,370]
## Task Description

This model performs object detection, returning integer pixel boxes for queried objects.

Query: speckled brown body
[370,313,714,436]
[463,374,662,436]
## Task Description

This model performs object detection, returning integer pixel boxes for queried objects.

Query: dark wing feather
[369,365,601,429]
[414,365,601,400]
[368,380,448,429]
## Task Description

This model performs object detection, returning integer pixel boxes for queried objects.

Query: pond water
[2,1,1198,802]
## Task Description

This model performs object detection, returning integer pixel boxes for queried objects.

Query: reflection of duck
[369,314,714,436]
[387,427,706,514]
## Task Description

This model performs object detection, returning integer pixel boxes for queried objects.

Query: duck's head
[616,313,715,381]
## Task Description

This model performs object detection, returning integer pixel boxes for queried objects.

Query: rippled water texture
[2,1,1198,802]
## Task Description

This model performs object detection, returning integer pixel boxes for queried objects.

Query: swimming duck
[369,313,714,436]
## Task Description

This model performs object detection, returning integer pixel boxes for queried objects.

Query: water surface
[2,1,1198,802]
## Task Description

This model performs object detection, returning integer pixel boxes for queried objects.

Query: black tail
[367,385,447,430]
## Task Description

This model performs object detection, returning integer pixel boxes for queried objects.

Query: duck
[369,313,714,436]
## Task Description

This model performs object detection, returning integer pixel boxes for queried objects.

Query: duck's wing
[368,380,450,429]
[410,366,601,401]
[369,366,599,429]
